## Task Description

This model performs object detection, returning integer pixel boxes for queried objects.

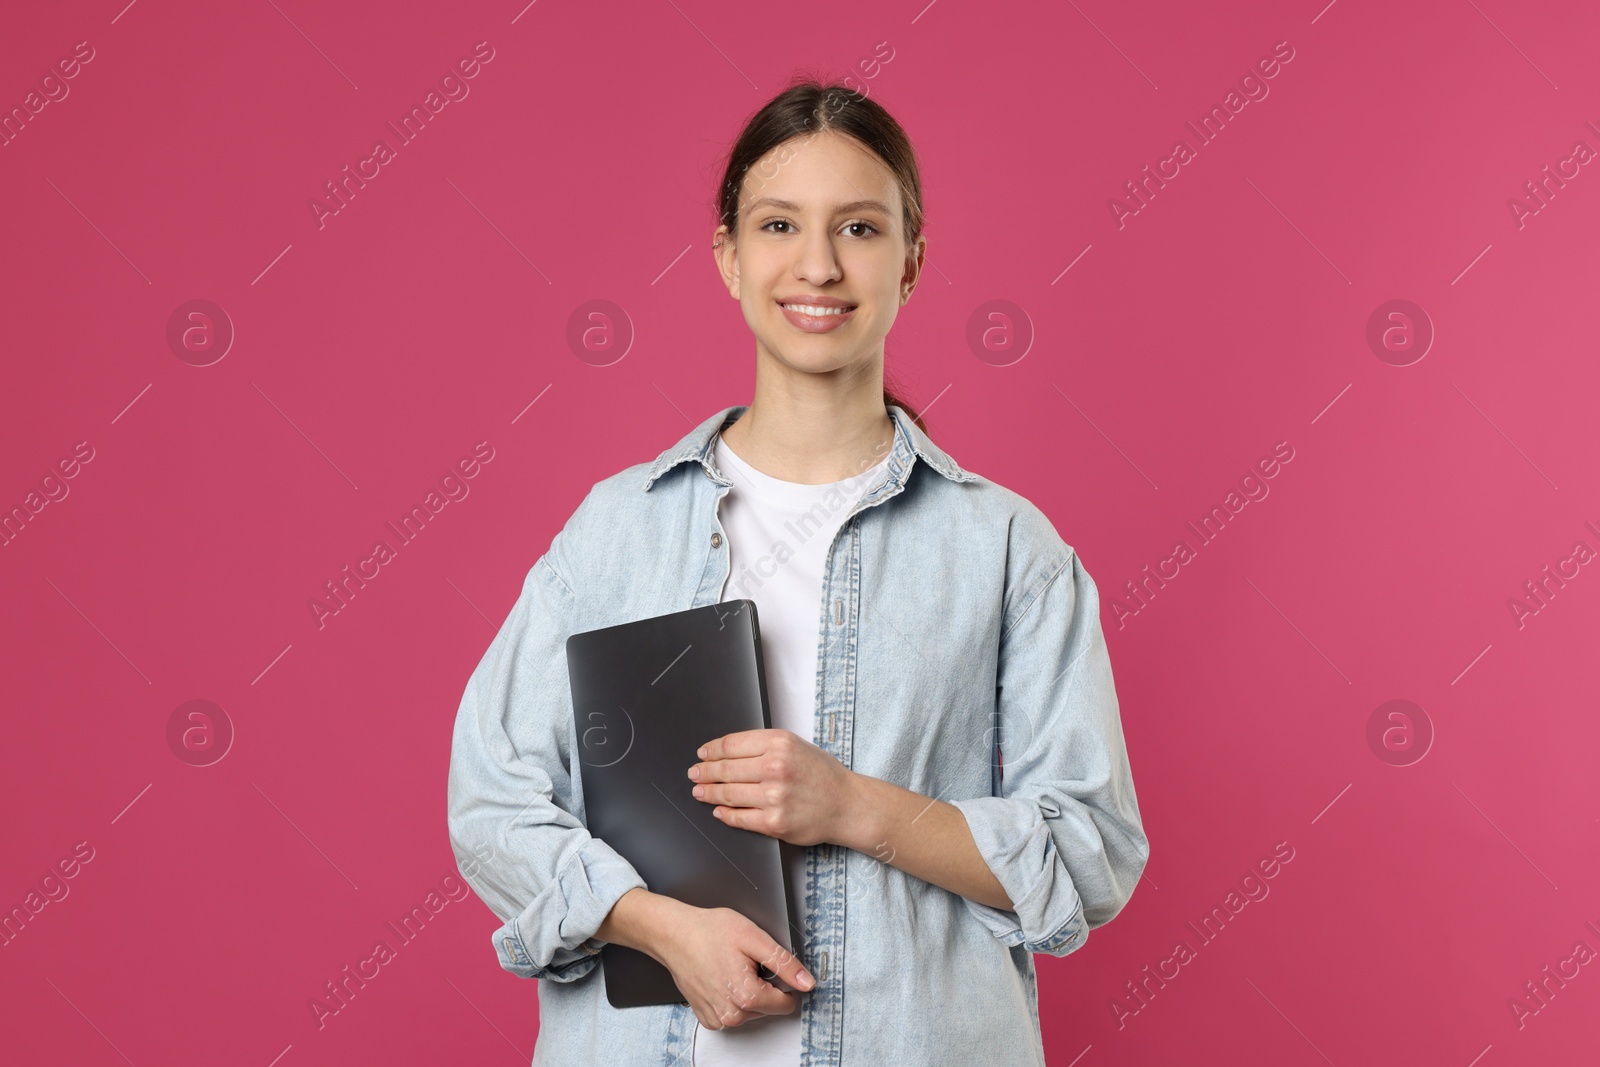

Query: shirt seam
[1001,549,1074,644]
[1028,895,1087,951]
[538,549,577,600]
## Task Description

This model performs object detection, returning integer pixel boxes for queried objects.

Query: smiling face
[714,129,926,386]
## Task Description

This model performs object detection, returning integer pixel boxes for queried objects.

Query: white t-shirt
[692,432,891,1067]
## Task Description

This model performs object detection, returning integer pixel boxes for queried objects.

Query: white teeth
[781,303,851,316]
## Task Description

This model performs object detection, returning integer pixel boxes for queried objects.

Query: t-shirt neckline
[713,434,892,506]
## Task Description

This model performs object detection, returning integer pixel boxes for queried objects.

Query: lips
[776,296,856,309]
[777,299,857,334]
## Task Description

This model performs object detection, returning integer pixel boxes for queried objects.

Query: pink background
[3,0,1598,1063]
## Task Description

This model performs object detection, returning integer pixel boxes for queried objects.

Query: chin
[789,354,873,379]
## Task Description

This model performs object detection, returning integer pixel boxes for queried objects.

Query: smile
[777,301,857,333]
[779,303,854,316]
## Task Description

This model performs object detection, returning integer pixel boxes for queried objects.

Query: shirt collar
[640,403,977,491]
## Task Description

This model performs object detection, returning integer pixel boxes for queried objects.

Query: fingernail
[797,971,814,988]
[689,766,700,779]
[697,745,707,758]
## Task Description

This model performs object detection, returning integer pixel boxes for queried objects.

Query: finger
[698,729,776,761]
[711,803,779,835]
[725,970,798,1017]
[692,782,765,808]
[704,1005,760,1030]
[751,989,799,1016]
[715,1004,779,1029]
[753,938,816,994]
[689,754,770,783]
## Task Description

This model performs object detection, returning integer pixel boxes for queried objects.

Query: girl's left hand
[688,729,856,847]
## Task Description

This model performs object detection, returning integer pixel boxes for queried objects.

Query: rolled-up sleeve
[446,541,647,982]
[949,548,1149,957]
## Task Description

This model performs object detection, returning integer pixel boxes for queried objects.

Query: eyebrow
[745,197,893,216]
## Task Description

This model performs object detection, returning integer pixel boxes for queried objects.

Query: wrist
[833,771,885,853]
[597,888,689,963]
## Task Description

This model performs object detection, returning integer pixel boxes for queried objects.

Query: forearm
[595,887,688,962]
[831,772,1014,912]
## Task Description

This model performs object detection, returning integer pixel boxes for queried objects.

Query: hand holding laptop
[639,894,816,1031]
[685,727,856,847]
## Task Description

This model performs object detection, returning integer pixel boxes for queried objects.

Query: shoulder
[928,465,1074,563]
[540,458,679,586]
[911,465,1080,634]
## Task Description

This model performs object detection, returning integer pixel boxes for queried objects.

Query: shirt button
[710,532,722,548]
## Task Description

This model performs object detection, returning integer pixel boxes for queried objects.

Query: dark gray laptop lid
[566,599,800,1008]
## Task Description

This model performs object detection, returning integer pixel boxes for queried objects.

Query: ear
[713,224,741,300]
[901,233,927,303]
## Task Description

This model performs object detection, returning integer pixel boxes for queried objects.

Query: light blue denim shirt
[446,403,1150,1066]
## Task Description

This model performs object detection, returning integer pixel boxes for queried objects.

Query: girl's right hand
[651,904,815,1030]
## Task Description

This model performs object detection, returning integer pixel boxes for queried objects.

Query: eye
[757,219,881,237]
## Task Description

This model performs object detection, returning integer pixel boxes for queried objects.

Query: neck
[721,352,895,484]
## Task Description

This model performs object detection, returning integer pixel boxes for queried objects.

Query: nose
[794,230,842,286]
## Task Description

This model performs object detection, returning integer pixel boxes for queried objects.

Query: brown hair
[715,79,931,438]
